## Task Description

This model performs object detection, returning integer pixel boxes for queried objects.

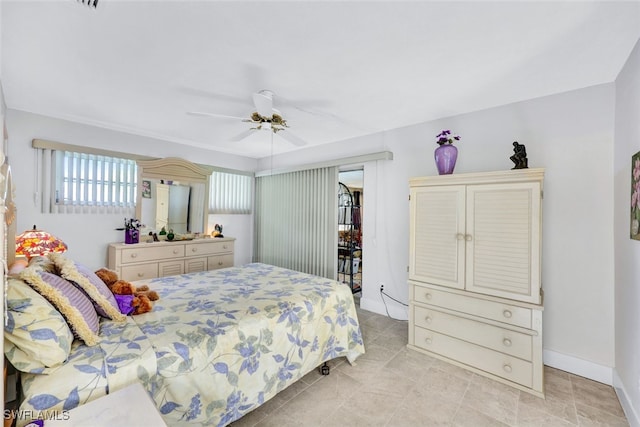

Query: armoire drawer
[121,263,158,281]
[412,284,532,329]
[185,241,234,257]
[413,305,533,361]
[121,245,185,264]
[414,326,533,388]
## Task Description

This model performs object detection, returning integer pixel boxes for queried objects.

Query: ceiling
[2,1,639,159]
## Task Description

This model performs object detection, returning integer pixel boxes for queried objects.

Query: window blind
[254,166,337,278]
[209,171,252,214]
[37,147,137,215]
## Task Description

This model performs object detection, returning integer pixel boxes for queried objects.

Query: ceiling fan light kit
[189,89,308,146]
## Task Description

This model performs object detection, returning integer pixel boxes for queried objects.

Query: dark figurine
[510,141,528,169]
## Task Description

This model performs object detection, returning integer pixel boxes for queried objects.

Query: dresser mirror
[135,157,214,235]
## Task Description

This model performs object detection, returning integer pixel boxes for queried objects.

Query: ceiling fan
[188,90,307,146]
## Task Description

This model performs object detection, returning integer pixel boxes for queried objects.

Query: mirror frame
[135,157,214,234]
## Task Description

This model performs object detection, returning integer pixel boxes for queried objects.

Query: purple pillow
[49,253,125,322]
[19,266,100,346]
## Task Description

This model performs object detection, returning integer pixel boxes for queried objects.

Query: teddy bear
[94,268,159,315]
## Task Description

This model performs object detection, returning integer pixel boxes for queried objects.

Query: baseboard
[359,296,408,321]
[543,349,613,385]
[613,369,640,427]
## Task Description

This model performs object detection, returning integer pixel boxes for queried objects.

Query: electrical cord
[379,286,408,322]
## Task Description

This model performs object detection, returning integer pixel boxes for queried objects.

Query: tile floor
[231,304,629,426]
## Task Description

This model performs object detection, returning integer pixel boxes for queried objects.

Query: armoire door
[465,182,542,304]
[409,185,466,290]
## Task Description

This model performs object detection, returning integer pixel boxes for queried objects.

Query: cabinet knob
[223,245,228,249]
[425,337,433,345]
[137,272,144,278]
[456,233,465,240]
[192,247,198,252]
[502,338,512,347]
[130,253,138,258]
[173,249,179,254]
[465,234,473,241]
[425,316,432,324]
[503,364,512,373]
[425,293,432,300]
[502,309,513,319]
[218,261,223,266]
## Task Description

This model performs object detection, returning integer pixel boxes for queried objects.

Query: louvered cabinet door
[409,186,466,289]
[465,182,542,304]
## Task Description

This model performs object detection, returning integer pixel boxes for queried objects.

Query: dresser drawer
[412,284,532,329]
[207,254,234,270]
[185,257,208,273]
[414,326,533,388]
[158,260,184,277]
[185,240,234,257]
[121,263,158,281]
[413,305,533,360]
[121,245,185,264]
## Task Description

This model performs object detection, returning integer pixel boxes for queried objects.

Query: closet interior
[338,170,363,293]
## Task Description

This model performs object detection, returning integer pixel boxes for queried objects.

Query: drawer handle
[503,364,512,373]
[137,272,144,278]
[223,245,228,249]
[130,253,138,259]
[192,247,198,252]
[465,234,472,241]
[456,233,465,241]
[425,337,433,345]
[425,293,432,300]
[218,261,223,266]
[502,338,512,347]
[502,309,513,319]
[425,316,432,324]
[173,249,180,254]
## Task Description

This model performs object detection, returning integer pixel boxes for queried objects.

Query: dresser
[408,169,545,397]
[108,237,235,282]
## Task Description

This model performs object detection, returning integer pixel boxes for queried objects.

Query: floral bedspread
[19,263,365,426]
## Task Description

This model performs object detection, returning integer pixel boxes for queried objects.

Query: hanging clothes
[352,191,361,230]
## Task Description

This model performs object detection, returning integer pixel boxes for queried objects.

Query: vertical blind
[254,166,337,278]
[209,171,252,214]
[37,148,137,215]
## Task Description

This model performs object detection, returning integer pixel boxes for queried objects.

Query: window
[209,170,252,214]
[54,151,137,208]
[34,140,143,215]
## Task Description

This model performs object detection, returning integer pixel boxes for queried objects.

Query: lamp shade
[16,225,68,259]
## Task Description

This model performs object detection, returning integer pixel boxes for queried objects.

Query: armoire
[407,168,545,397]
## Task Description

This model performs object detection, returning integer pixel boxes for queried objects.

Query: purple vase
[125,229,139,244]
[434,144,458,175]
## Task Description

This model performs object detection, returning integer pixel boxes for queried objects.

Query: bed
[6,261,365,427]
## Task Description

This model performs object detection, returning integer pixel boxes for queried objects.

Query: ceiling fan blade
[278,129,307,147]
[252,90,273,118]
[229,129,256,142]
[188,111,247,121]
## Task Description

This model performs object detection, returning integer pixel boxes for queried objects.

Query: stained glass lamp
[15,225,68,260]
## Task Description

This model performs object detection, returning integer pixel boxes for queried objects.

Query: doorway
[338,169,363,294]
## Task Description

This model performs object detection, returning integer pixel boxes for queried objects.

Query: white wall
[7,109,256,270]
[270,84,617,379]
[613,38,640,426]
